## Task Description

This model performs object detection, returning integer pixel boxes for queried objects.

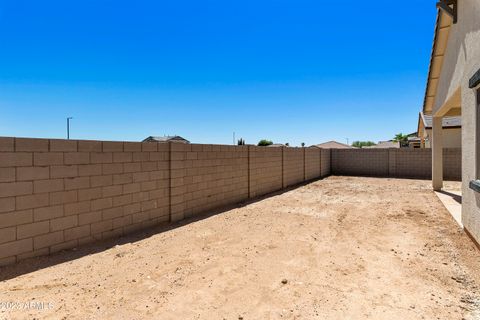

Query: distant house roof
[143,136,190,143]
[417,112,462,138]
[420,112,461,129]
[364,141,400,149]
[314,141,354,149]
[267,143,285,147]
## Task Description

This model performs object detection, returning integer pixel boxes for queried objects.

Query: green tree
[237,138,245,145]
[393,133,409,147]
[257,139,273,146]
[352,141,376,148]
[301,142,305,147]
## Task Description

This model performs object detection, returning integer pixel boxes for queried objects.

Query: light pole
[67,117,73,140]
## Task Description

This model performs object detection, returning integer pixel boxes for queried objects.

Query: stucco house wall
[432,0,480,244]
[423,128,462,148]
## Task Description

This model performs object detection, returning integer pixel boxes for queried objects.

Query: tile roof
[421,113,461,128]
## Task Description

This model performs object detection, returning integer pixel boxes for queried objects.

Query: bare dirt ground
[1,176,479,320]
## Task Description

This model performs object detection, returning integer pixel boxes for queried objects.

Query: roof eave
[422,10,453,115]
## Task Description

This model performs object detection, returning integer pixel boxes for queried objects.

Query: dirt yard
[1,176,479,320]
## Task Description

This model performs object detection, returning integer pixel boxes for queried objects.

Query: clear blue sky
[0,1,436,146]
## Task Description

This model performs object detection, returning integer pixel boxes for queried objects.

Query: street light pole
[67,117,73,140]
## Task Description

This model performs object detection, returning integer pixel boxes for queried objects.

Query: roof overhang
[418,110,462,137]
[436,0,458,24]
[422,10,454,115]
[417,112,426,137]
[434,87,462,117]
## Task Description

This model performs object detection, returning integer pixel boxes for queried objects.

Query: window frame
[471,88,480,193]
[477,88,480,179]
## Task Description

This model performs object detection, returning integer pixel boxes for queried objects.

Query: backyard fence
[0,137,330,266]
[332,148,461,181]
[0,136,462,267]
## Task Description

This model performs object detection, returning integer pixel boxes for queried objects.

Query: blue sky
[0,1,436,146]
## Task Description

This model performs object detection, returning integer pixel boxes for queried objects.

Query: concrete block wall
[249,147,283,198]
[1,137,462,267]
[332,149,389,177]
[0,137,170,267]
[332,148,461,181]
[305,148,321,180]
[0,138,331,266]
[392,149,432,179]
[170,144,249,220]
[320,149,331,177]
[283,148,304,187]
[443,148,462,181]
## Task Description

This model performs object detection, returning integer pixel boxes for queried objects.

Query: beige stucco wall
[433,0,480,243]
[433,1,480,114]
[424,128,462,148]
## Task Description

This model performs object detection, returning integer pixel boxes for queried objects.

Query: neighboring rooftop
[143,136,190,143]
[364,141,400,149]
[314,141,354,149]
[420,112,461,129]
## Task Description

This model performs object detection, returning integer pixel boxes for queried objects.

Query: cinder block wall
[283,148,304,187]
[0,138,331,266]
[170,144,249,220]
[249,147,283,198]
[332,149,389,176]
[332,148,461,180]
[0,137,170,267]
[393,149,432,179]
[320,149,331,177]
[443,148,462,181]
[305,148,321,180]
[0,138,461,266]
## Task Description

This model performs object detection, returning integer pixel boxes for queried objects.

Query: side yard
[0,176,479,319]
